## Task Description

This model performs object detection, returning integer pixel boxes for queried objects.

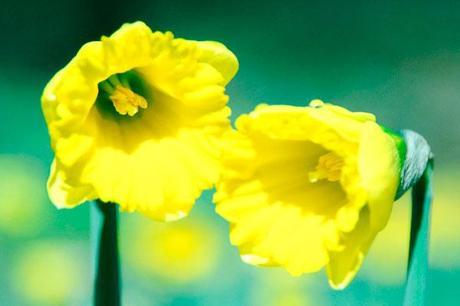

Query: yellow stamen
[109,85,148,116]
[309,152,343,183]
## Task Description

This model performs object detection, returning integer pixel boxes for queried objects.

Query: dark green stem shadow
[403,159,433,306]
[91,200,121,306]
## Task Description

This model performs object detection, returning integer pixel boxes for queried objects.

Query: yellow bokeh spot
[12,242,86,305]
[123,214,219,283]
[157,228,201,262]
[0,154,47,236]
[249,271,314,306]
[274,294,307,306]
[429,167,460,269]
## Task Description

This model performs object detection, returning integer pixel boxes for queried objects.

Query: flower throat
[308,152,343,183]
[98,72,148,116]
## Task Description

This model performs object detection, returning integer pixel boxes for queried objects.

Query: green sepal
[395,130,432,199]
[384,128,432,200]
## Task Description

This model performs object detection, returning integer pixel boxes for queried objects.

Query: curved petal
[195,41,239,85]
[47,160,95,208]
[326,206,372,289]
[359,122,400,231]
[327,122,400,289]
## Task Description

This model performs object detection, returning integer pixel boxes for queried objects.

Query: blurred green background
[1,0,459,305]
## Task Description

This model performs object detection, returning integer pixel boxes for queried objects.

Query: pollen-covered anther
[309,152,344,183]
[110,85,148,116]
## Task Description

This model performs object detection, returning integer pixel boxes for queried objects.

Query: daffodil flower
[214,100,406,289]
[42,21,238,220]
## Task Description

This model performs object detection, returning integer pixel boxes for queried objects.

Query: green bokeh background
[1,1,459,305]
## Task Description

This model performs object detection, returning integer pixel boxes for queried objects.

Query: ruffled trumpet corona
[214,100,408,289]
[42,21,238,220]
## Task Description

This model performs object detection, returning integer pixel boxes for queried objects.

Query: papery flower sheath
[42,21,238,220]
[213,100,402,288]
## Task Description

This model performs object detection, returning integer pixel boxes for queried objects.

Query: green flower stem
[403,159,433,306]
[91,200,121,306]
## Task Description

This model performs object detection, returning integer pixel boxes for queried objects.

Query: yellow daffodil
[214,100,402,289]
[42,21,238,220]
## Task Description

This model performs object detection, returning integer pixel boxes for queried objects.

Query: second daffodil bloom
[214,100,402,289]
[42,21,238,220]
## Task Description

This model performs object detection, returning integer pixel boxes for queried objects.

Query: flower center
[309,152,343,183]
[99,73,148,116]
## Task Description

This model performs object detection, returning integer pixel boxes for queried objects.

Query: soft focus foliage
[1,1,460,305]
[0,155,48,235]
[12,241,87,305]
[430,167,460,269]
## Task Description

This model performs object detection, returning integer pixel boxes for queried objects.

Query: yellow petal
[195,41,239,85]
[47,160,96,208]
[326,121,401,289]
[326,207,372,289]
[359,121,400,231]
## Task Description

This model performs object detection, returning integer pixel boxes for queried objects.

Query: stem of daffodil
[91,200,121,306]
[403,159,433,306]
